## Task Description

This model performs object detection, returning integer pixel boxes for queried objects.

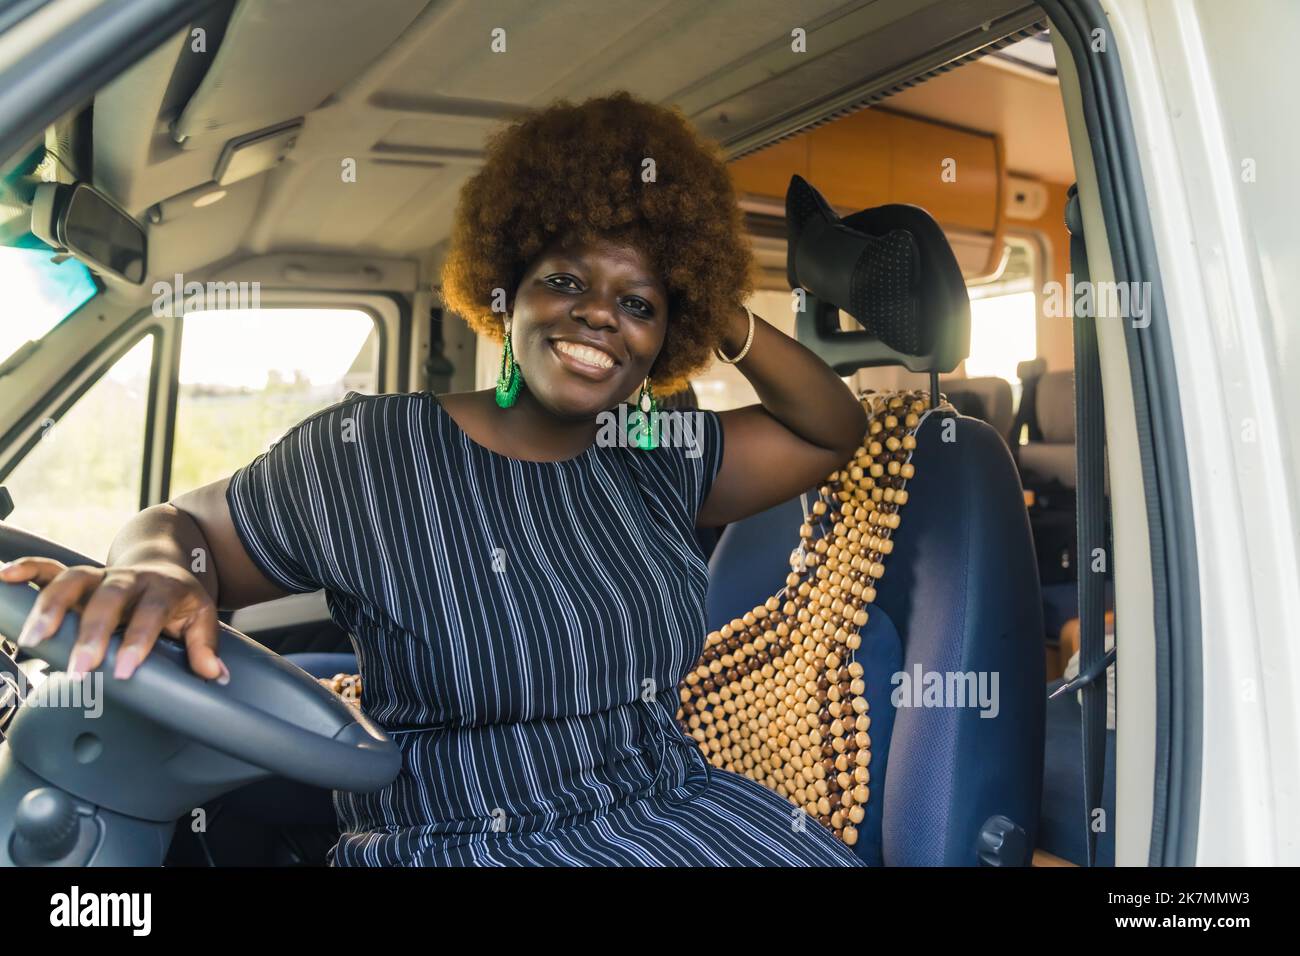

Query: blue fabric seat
[1041,580,1115,648]
[1038,678,1116,865]
[703,181,1045,865]
[708,413,1045,865]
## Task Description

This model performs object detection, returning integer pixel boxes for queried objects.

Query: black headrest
[785,174,970,375]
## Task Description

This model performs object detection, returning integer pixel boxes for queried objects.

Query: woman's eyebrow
[539,255,580,272]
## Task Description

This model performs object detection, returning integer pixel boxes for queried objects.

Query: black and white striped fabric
[226,391,862,866]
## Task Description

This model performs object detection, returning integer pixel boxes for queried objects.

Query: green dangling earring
[627,377,658,450]
[495,318,523,408]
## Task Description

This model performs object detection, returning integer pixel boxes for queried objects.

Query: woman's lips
[549,340,619,381]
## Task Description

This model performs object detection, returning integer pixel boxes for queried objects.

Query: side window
[169,308,378,496]
[658,288,798,411]
[964,238,1040,402]
[3,334,156,561]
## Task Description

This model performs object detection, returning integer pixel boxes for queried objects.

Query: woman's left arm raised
[697,304,868,528]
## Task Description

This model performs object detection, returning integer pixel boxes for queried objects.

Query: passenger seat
[1017,370,1077,491]
[1016,369,1114,643]
[941,376,1014,448]
[707,176,1045,866]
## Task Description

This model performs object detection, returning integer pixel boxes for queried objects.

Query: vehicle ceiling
[86,0,1048,289]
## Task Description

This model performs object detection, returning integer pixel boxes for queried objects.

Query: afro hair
[439,91,755,395]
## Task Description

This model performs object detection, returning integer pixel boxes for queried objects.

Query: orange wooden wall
[730,108,1003,275]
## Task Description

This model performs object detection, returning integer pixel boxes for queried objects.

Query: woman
[1,92,868,866]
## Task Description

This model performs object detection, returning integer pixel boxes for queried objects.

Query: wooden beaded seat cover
[676,388,942,847]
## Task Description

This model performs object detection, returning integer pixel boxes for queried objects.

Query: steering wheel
[0,579,400,793]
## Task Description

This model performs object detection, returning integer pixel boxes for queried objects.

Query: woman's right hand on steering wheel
[0,557,226,683]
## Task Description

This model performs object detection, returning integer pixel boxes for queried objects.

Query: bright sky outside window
[964,238,1039,393]
[0,245,97,365]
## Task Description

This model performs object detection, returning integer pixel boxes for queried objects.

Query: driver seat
[704,177,1045,865]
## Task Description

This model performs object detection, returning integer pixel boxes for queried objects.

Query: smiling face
[508,236,669,419]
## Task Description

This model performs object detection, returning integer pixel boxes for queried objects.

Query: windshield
[0,244,98,368]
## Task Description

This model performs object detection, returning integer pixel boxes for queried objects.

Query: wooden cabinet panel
[729,135,809,202]
[729,108,1002,240]
[888,114,999,233]
[806,111,894,212]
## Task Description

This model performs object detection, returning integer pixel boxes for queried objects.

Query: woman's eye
[622,297,653,317]
[545,274,580,291]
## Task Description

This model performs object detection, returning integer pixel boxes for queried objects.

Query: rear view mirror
[31,182,147,284]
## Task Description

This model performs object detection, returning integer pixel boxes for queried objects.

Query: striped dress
[226,390,863,867]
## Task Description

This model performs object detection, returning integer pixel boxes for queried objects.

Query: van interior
[0,0,1129,868]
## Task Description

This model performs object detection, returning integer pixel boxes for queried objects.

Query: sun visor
[170,0,428,149]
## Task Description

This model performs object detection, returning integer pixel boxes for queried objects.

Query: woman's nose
[572,295,619,330]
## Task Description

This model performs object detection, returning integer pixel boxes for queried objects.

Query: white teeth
[555,341,614,369]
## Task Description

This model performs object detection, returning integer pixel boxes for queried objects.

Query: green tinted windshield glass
[0,245,98,367]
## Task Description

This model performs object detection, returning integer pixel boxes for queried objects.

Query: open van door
[1045,0,1300,866]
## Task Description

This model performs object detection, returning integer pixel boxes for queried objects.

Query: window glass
[964,239,1039,401]
[0,245,97,367]
[170,308,378,495]
[3,335,154,561]
[966,291,1038,385]
[683,289,797,411]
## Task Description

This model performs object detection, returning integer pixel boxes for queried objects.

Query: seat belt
[1054,183,1111,866]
